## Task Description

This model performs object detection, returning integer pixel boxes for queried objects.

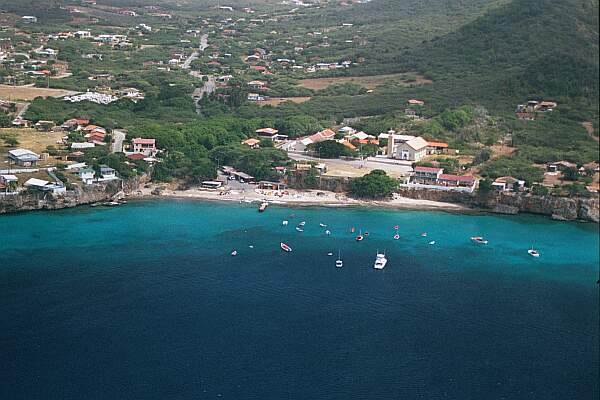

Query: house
[73,30,92,39]
[245,54,261,63]
[247,80,266,90]
[426,141,449,155]
[537,101,557,112]
[386,134,428,162]
[24,178,65,194]
[132,138,157,156]
[61,118,90,130]
[548,161,577,173]
[21,16,38,24]
[97,165,117,181]
[492,176,525,191]
[413,166,443,184]
[71,142,96,150]
[118,87,144,99]
[0,174,18,193]
[339,139,357,152]
[256,128,287,141]
[438,174,476,188]
[34,120,56,132]
[407,99,424,106]
[126,153,145,161]
[12,118,32,128]
[8,149,40,166]
[338,126,356,136]
[247,93,265,101]
[242,138,260,148]
[217,75,233,84]
[87,131,106,143]
[78,168,96,185]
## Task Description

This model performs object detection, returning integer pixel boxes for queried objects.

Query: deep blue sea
[1,200,598,399]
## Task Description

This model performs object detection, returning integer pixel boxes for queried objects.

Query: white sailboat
[528,245,540,257]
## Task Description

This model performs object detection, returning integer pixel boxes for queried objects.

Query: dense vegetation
[349,170,399,199]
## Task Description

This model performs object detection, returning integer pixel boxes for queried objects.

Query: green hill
[407,0,599,101]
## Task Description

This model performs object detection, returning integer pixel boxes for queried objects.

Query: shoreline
[129,186,472,213]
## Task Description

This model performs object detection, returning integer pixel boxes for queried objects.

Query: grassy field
[259,97,312,106]
[0,128,65,168]
[298,73,432,90]
[0,85,77,101]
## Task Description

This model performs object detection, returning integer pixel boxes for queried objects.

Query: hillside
[291,0,598,121]
[406,0,599,102]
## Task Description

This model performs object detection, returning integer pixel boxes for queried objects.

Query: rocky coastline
[0,176,597,223]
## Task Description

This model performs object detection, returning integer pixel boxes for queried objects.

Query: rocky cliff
[396,188,599,222]
[0,176,148,215]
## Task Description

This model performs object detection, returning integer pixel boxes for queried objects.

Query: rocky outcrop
[395,187,599,222]
[0,175,149,215]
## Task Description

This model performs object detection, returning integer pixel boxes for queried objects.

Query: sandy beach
[132,185,468,211]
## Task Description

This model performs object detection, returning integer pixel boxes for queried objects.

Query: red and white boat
[280,242,292,252]
[471,236,488,245]
[355,229,364,241]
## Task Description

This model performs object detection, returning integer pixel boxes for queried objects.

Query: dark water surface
[1,200,598,399]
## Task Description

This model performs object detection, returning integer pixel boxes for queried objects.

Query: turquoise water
[1,200,598,399]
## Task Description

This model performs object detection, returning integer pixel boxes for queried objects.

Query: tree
[473,148,491,165]
[477,178,493,195]
[349,170,399,199]
[308,141,352,159]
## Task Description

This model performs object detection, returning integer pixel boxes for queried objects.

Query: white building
[386,134,428,162]
[22,16,38,23]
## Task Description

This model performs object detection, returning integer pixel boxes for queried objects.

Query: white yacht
[373,251,387,270]
[336,250,343,268]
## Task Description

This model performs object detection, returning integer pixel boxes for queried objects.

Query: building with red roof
[132,138,157,156]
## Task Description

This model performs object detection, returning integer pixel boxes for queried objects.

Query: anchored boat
[373,251,387,270]
[280,242,292,252]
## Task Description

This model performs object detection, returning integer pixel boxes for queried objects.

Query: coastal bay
[1,201,598,399]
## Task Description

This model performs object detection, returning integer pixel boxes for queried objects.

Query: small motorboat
[393,234,400,240]
[327,252,333,256]
[295,227,304,232]
[429,241,436,245]
[351,227,355,233]
[355,229,364,241]
[298,221,306,226]
[231,250,238,256]
[280,242,292,252]
[364,232,369,237]
[336,250,343,268]
[393,225,399,230]
[249,245,254,249]
[319,223,327,227]
[471,236,488,245]
[282,220,289,226]
[103,201,120,206]
[325,230,331,235]
[373,251,387,270]
[258,202,268,212]
[528,248,540,257]
[421,232,428,237]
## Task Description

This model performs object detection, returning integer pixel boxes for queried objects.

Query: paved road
[182,34,208,70]
[112,129,126,153]
[288,152,413,177]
